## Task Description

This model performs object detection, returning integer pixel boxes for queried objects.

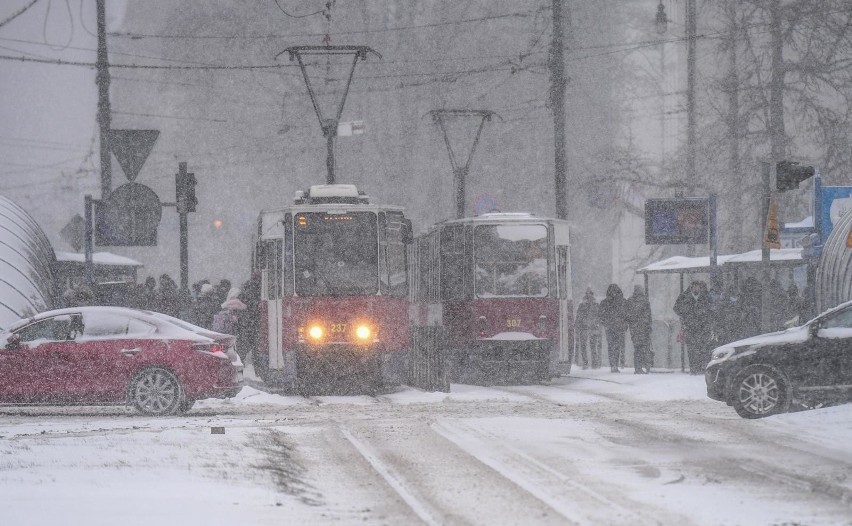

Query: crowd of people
[62,273,262,361]
[575,284,653,374]
[575,277,812,375]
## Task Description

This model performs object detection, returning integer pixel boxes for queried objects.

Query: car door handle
[120,348,142,357]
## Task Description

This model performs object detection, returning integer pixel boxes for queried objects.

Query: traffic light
[776,160,815,191]
[175,167,197,213]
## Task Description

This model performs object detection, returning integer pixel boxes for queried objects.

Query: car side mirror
[5,333,20,350]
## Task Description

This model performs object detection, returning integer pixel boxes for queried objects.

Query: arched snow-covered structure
[816,207,852,312]
[0,195,56,329]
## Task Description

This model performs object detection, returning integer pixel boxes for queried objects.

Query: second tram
[252,184,413,393]
[410,213,573,386]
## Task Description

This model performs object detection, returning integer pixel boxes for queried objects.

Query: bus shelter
[636,248,805,371]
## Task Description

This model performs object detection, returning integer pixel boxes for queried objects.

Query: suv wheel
[730,365,788,419]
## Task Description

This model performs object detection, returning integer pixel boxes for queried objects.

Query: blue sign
[819,182,852,242]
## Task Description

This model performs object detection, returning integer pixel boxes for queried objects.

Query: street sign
[336,120,365,136]
[644,198,709,244]
[109,129,159,182]
[820,185,852,241]
[473,194,499,215]
[95,183,162,246]
[764,197,781,249]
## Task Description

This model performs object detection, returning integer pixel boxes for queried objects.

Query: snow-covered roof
[54,251,144,267]
[784,216,813,229]
[638,248,803,274]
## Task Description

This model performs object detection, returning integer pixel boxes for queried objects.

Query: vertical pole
[685,0,696,198]
[177,162,190,291]
[551,0,567,220]
[325,124,335,185]
[179,212,189,291]
[95,0,112,199]
[709,194,718,273]
[84,195,94,287]
[454,167,466,219]
[761,161,772,332]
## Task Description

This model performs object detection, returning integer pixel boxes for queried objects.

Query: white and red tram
[409,213,574,386]
[251,184,412,393]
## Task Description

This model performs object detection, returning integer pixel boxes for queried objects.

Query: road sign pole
[84,195,94,287]
[179,210,189,292]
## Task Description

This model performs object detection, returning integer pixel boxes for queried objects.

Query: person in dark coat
[674,280,712,374]
[193,282,220,330]
[598,284,628,373]
[574,287,600,369]
[239,273,262,369]
[137,277,158,311]
[626,285,653,374]
[157,274,180,318]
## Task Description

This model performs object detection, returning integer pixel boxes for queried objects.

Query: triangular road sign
[110,129,159,182]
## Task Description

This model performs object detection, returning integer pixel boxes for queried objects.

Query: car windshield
[293,212,379,296]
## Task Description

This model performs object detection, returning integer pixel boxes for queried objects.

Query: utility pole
[95,0,112,199]
[685,0,696,198]
[550,0,567,220]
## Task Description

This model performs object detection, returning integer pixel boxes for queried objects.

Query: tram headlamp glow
[355,324,372,341]
[308,325,324,341]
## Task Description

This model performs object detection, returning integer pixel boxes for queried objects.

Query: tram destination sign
[645,197,709,245]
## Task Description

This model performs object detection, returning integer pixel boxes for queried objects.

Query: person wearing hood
[212,288,247,355]
[674,280,712,374]
[598,284,628,372]
[575,287,601,369]
[626,285,653,374]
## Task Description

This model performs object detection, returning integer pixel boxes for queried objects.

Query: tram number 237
[506,319,521,328]
[330,324,348,333]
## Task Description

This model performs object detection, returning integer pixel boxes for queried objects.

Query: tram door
[261,237,285,370]
[554,222,573,373]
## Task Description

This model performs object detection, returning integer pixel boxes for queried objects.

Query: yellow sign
[764,198,781,249]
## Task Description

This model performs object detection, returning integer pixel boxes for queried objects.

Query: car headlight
[710,347,735,363]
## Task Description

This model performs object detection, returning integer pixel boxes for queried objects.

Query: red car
[0,306,243,415]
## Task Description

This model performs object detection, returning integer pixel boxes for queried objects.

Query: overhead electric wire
[0,0,39,30]
[272,0,323,19]
[108,9,547,40]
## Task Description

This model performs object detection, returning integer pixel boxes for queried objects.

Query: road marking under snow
[339,426,443,526]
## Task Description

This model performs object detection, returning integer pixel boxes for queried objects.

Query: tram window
[440,226,466,300]
[294,212,379,296]
[474,224,549,298]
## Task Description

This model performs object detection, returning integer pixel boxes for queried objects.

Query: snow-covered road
[2,371,851,525]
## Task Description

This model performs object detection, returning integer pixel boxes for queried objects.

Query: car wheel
[730,365,788,419]
[128,367,184,416]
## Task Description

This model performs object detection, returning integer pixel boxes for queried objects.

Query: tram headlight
[308,324,325,341]
[355,324,372,341]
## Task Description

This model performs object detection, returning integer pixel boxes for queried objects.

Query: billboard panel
[645,198,709,245]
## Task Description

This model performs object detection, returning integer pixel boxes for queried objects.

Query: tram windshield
[294,212,379,296]
[474,224,549,298]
